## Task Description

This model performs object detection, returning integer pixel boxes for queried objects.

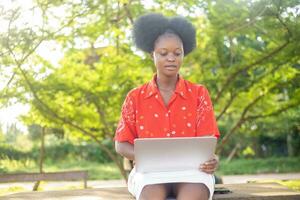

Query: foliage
[218,157,300,175]
[0,139,114,164]
[0,143,32,160]
[0,158,35,173]
[3,123,24,144]
[27,124,64,141]
[241,146,255,158]
[37,140,114,163]
[0,123,4,143]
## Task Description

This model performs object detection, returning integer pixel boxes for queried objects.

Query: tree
[27,125,63,191]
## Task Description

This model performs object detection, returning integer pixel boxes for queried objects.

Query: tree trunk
[287,133,294,157]
[33,126,46,191]
[94,137,128,181]
[226,143,240,163]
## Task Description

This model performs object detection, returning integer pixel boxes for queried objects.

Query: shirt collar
[144,74,187,99]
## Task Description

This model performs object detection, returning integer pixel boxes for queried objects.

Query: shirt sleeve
[114,92,137,144]
[196,86,220,138]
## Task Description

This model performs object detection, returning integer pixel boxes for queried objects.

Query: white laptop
[134,136,217,173]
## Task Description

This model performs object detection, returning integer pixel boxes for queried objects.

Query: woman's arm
[115,141,135,161]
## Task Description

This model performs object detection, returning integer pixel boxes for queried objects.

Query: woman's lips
[165,65,177,70]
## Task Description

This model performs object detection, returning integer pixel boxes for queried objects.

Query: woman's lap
[128,168,214,200]
[139,182,209,200]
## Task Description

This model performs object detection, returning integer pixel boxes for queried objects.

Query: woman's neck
[156,74,178,91]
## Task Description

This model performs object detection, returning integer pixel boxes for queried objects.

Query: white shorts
[128,167,215,200]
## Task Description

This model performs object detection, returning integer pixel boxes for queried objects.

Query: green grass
[0,186,25,196]
[217,157,300,175]
[0,182,86,196]
[43,160,122,180]
[0,159,122,180]
[1,156,300,180]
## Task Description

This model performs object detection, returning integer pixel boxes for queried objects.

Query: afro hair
[132,13,196,56]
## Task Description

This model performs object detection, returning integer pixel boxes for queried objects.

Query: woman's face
[152,34,184,78]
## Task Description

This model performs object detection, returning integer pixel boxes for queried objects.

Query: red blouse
[114,75,220,144]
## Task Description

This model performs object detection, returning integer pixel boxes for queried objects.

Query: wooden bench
[1,183,300,199]
[0,170,88,189]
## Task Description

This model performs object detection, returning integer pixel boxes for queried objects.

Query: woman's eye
[159,51,181,57]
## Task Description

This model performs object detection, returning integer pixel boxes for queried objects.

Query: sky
[0,104,30,133]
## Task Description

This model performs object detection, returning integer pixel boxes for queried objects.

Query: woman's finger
[205,159,217,164]
[201,167,216,174]
[200,163,216,170]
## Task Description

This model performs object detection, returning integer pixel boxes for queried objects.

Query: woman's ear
[150,52,154,59]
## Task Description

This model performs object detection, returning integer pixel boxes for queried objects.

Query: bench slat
[0,171,88,187]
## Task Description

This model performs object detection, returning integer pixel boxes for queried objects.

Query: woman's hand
[200,154,219,174]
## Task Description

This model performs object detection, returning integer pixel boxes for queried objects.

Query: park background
[0,0,299,195]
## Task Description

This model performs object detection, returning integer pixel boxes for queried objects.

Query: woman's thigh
[174,182,210,200]
[139,183,171,200]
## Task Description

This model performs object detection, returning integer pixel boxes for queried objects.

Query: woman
[114,13,220,200]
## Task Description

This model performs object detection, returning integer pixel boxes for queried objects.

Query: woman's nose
[167,55,175,62]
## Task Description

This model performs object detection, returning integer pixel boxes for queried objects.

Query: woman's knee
[139,184,169,200]
[175,183,210,200]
